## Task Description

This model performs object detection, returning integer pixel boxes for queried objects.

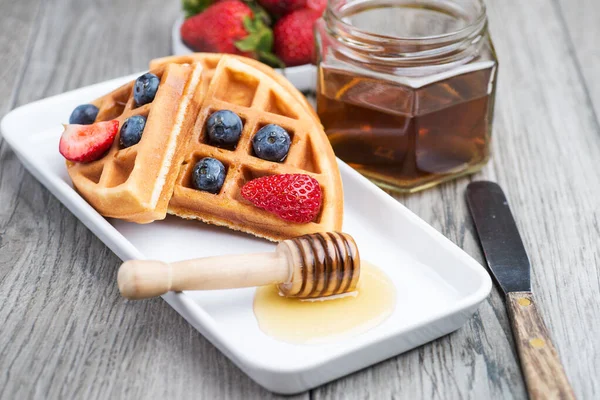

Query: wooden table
[1,0,598,398]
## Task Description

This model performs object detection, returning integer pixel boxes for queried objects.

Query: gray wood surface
[557,0,600,119]
[1,0,598,399]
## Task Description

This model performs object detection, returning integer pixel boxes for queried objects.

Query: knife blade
[466,180,530,295]
[466,181,574,400]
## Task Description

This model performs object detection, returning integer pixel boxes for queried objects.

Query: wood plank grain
[0,0,304,399]
[2,0,599,398]
[313,0,600,398]
[0,0,43,115]
[506,292,575,400]
[482,0,600,397]
[555,0,600,121]
[313,180,528,400]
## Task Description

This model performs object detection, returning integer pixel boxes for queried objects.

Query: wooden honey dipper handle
[118,232,360,300]
[118,252,289,300]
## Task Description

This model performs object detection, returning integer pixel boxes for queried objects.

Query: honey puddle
[253,261,396,345]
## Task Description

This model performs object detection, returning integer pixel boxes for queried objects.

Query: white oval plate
[172,16,317,92]
[1,74,491,394]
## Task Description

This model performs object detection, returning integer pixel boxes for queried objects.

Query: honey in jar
[315,0,498,192]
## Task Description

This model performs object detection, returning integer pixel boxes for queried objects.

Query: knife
[466,181,575,400]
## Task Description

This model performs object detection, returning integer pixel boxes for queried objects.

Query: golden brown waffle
[66,62,204,223]
[151,54,344,241]
[150,53,318,120]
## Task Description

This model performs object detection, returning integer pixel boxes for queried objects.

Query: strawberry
[273,9,321,67]
[257,0,326,17]
[306,0,327,14]
[181,0,253,55]
[59,120,119,163]
[241,174,322,223]
[180,0,281,66]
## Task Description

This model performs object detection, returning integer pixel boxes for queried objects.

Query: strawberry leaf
[235,35,261,52]
[257,30,273,53]
[259,52,285,69]
[238,0,272,26]
[236,15,274,52]
[236,14,284,68]
[246,1,272,26]
[182,0,215,17]
[242,16,257,33]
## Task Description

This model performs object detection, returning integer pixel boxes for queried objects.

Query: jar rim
[326,0,487,44]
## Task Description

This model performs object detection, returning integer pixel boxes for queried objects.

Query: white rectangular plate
[1,75,492,394]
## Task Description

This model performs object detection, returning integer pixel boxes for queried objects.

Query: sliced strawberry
[241,174,322,223]
[59,120,119,163]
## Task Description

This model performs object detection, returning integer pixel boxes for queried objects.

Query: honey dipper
[118,232,360,300]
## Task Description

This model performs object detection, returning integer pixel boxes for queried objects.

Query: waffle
[66,62,204,223]
[151,54,344,241]
[150,54,317,120]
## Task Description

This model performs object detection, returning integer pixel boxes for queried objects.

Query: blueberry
[134,73,160,107]
[252,124,291,162]
[69,104,99,125]
[119,115,146,148]
[206,110,243,147]
[192,157,226,194]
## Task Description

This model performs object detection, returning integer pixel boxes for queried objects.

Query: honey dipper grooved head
[276,232,360,298]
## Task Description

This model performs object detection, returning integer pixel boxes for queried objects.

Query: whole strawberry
[257,0,326,17]
[273,9,321,67]
[181,0,253,55]
[181,0,279,64]
[241,174,322,223]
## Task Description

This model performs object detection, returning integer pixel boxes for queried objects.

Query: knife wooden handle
[506,292,575,400]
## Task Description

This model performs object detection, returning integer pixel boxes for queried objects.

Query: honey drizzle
[253,261,396,345]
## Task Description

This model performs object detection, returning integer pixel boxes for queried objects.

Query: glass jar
[315,0,498,193]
